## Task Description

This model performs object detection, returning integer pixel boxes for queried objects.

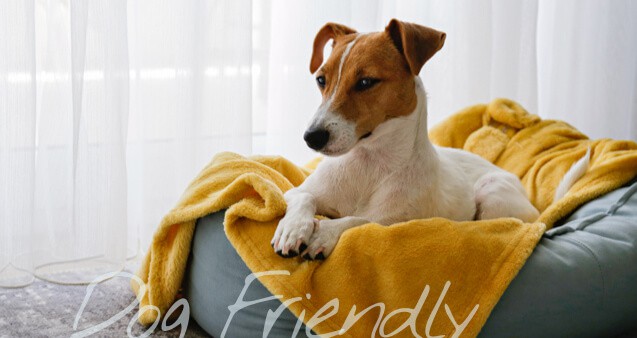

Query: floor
[0,276,210,338]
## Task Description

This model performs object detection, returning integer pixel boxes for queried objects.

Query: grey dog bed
[185,180,637,337]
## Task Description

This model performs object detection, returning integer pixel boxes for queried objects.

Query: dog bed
[132,99,637,337]
[186,178,637,337]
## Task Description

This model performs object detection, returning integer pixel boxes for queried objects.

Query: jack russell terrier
[271,19,586,260]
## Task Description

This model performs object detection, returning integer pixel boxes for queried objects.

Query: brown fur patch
[316,32,417,137]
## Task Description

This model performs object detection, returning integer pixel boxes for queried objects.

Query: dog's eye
[316,75,326,88]
[355,78,379,91]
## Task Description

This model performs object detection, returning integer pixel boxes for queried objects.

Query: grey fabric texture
[479,180,637,338]
[186,181,637,338]
[186,211,310,338]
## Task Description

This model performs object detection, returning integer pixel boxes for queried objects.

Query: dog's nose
[303,128,330,150]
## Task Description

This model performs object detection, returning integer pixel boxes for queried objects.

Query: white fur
[272,75,542,258]
[553,147,591,201]
[307,37,362,156]
[330,35,361,101]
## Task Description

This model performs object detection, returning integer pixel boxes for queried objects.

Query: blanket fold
[132,99,637,337]
[429,98,637,226]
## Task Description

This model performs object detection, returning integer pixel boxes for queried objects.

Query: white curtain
[1,0,636,287]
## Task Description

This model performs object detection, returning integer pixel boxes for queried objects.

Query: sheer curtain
[1,0,636,287]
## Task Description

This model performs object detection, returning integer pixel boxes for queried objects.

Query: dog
[271,19,545,260]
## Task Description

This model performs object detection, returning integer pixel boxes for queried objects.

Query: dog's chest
[323,153,418,219]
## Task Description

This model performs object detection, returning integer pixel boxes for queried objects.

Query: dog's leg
[302,216,369,260]
[474,171,540,222]
[271,188,318,257]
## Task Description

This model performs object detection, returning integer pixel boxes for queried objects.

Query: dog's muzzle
[304,128,330,150]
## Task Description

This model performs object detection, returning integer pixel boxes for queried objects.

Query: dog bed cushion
[188,179,637,337]
[134,152,547,336]
[132,99,637,336]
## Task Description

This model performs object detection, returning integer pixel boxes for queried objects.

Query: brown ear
[385,19,446,75]
[310,23,357,73]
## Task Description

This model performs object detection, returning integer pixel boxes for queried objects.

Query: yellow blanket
[132,98,637,337]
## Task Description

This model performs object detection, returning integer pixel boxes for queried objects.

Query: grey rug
[0,276,210,338]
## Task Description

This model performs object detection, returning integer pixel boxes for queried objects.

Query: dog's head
[304,19,446,155]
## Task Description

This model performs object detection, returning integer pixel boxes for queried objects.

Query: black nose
[303,129,330,150]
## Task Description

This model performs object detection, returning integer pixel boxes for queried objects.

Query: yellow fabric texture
[132,98,637,337]
[429,98,637,226]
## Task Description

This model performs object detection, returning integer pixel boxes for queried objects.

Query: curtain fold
[1,0,636,287]
[126,0,253,256]
[536,0,637,140]
[1,0,37,287]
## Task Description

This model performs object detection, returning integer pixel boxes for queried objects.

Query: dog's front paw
[271,216,317,258]
[301,219,345,260]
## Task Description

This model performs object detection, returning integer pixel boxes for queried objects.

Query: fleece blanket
[132,98,637,337]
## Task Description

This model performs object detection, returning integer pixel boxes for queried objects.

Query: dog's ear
[310,23,357,74]
[385,19,446,75]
